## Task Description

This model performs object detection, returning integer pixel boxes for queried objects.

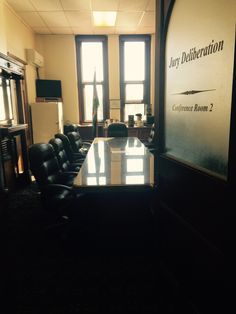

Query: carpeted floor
[1,182,197,313]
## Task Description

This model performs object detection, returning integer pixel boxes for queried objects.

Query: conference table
[73,137,154,193]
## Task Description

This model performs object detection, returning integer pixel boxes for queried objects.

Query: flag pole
[92,69,99,139]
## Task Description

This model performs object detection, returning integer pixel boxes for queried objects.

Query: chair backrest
[55,133,75,163]
[67,131,83,152]
[49,138,71,172]
[148,123,155,144]
[64,123,79,135]
[107,122,128,137]
[29,143,61,188]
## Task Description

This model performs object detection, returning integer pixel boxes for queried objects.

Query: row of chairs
[29,128,91,215]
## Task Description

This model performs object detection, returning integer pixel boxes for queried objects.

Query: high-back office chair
[64,123,93,145]
[49,138,82,172]
[64,123,92,147]
[29,143,77,210]
[55,133,85,163]
[144,123,156,153]
[107,122,128,137]
[67,131,90,156]
[64,123,78,135]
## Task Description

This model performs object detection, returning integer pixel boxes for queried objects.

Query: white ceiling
[6,0,156,35]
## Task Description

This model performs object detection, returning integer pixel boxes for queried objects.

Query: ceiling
[6,0,156,35]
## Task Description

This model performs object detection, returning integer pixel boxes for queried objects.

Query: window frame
[0,72,14,124]
[119,35,151,122]
[75,35,109,124]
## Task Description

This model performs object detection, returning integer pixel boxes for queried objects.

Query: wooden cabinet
[103,125,152,142]
[0,124,30,191]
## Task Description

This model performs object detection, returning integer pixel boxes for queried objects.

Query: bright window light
[93,11,117,27]
[124,42,145,81]
[0,78,6,120]
[125,175,145,185]
[127,159,143,172]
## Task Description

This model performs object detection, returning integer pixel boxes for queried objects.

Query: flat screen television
[36,79,62,100]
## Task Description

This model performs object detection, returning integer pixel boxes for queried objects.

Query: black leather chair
[64,123,78,135]
[64,123,92,145]
[67,131,90,156]
[55,133,86,163]
[49,137,83,172]
[107,122,128,137]
[29,143,78,210]
[144,124,156,153]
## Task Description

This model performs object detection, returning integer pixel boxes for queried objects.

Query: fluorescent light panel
[93,11,117,27]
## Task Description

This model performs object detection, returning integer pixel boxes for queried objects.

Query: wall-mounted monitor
[36,79,62,100]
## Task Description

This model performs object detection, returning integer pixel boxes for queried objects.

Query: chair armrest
[73,152,85,158]
[145,143,155,149]
[68,163,81,172]
[41,184,74,198]
[42,183,73,193]
[82,142,92,147]
[60,171,78,176]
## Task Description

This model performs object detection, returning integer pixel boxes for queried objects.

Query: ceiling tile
[139,12,155,27]
[136,26,155,34]
[115,27,137,34]
[146,0,155,11]
[6,0,156,35]
[116,12,143,27]
[72,27,94,35]
[118,0,149,12]
[6,0,35,12]
[91,0,119,11]
[18,12,46,27]
[39,12,69,27]
[30,0,62,11]
[50,27,73,34]
[93,27,115,35]
[65,11,92,27]
[61,0,91,11]
[32,27,52,34]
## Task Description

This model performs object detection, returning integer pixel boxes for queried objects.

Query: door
[154,0,235,312]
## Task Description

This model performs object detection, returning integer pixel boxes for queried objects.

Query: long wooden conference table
[73,137,154,193]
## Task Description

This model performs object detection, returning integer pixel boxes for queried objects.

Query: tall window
[120,35,151,122]
[0,76,13,124]
[76,35,109,123]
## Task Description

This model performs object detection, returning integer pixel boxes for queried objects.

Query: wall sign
[165,0,236,179]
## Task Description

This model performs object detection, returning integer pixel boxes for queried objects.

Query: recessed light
[93,11,117,27]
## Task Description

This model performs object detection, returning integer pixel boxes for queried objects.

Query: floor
[1,183,198,314]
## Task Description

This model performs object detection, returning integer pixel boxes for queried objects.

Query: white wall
[0,1,38,103]
[0,0,7,54]
[108,35,120,121]
[35,35,80,123]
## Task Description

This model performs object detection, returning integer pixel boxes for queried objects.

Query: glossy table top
[73,137,154,192]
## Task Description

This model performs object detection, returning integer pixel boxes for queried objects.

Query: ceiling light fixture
[93,11,117,27]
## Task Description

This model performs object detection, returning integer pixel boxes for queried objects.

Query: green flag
[92,71,99,138]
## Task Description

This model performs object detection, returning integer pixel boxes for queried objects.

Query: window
[119,35,151,122]
[0,76,13,124]
[76,35,109,123]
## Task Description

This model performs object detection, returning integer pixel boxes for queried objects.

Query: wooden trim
[7,52,27,66]
[227,30,236,188]
[155,0,175,156]
[154,0,175,184]
[75,35,109,123]
[119,34,151,122]
[0,52,31,145]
